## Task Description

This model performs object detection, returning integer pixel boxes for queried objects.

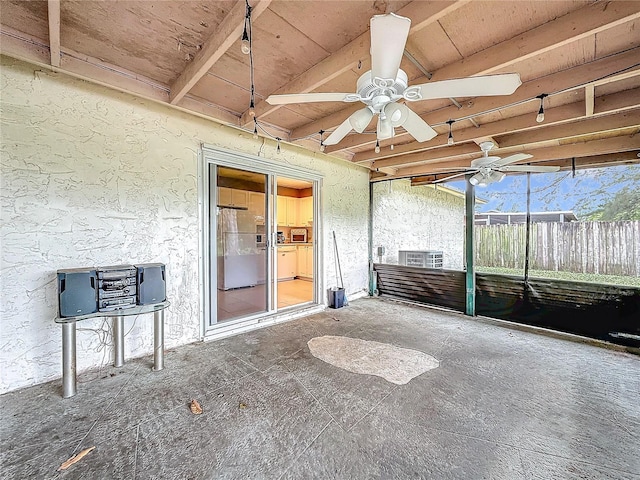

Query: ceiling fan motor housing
[356,69,408,112]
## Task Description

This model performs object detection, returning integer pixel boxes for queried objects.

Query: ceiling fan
[434,141,561,187]
[265,13,523,146]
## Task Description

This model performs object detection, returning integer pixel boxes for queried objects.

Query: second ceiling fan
[434,142,561,187]
[266,13,523,146]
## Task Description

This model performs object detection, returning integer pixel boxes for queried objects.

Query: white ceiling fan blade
[433,171,469,183]
[323,118,353,145]
[266,92,355,105]
[396,105,437,142]
[377,116,394,140]
[491,153,533,167]
[408,74,522,101]
[500,165,561,173]
[370,13,411,81]
[433,167,479,172]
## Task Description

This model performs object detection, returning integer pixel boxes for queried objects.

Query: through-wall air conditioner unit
[399,250,443,269]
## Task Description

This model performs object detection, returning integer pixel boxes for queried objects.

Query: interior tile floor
[1,298,639,479]
[217,279,313,321]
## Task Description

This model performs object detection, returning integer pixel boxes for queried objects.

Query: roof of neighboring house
[475,210,578,224]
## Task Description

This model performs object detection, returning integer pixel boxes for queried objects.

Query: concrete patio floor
[1,297,639,479]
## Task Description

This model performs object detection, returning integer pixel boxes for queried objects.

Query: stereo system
[57,263,166,317]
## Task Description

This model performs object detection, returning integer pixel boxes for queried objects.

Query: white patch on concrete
[307,336,439,385]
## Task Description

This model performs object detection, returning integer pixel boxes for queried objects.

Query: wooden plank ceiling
[2,0,639,182]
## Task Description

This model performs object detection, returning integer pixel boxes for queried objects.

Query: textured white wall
[372,180,465,270]
[0,57,370,394]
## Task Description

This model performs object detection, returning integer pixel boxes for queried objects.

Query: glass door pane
[211,166,269,323]
[275,176,314,309]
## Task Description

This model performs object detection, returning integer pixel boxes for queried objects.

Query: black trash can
[328,287,345,309]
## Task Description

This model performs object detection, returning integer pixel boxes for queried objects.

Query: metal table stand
[55,301,170,398]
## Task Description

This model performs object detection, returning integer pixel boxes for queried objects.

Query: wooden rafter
[407,151,640,185]
[169,0,272,105]
[328,48,640,156]
[585,84,595,117]
[47,0,60,67]
[0,25,239,126]
[1,0,637,178]
[386,136,640,180]
[303,1,640,151]
[354,87,640,165]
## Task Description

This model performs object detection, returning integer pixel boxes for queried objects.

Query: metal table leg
[62,322,77,398]
[113,315,125,367]
[153,309,164,371]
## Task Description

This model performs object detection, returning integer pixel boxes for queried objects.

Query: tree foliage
[583,187,640,221]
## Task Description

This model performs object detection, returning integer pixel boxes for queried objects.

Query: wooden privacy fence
[475,221,640,276]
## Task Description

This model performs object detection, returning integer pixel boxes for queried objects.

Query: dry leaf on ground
[58,446,96,471]
[190,399,203,415]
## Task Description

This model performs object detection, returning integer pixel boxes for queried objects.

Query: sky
[446,163,640,218]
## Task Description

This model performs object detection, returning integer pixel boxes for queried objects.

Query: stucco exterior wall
[372,180,465,270]
[0,57,370,394]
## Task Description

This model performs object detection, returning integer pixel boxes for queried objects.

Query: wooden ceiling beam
[429,1,640,83]
[371,144,481,171]
[0,25,239,126]
[353,87,640,163]
[389,136,640,179]
[304,2,640,150]
[497,109,640,149]
[325,47,640,154]
[240,0,467,126]
[47,0,60,67]
[169,0,272,105]
[407,151,640,185]
[585,84,595,117]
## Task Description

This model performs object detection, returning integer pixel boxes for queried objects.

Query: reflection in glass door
[211,166,269,323]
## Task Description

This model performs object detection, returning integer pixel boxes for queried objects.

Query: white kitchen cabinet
[218,187,232,206]
[286,197,298,226]
[276,195,300,227]
[299,196,313,226]
[296,245,313,278]
[218,187,249,208]
[277,247,297,280]
[249,191,265,224]
[231,189,248,208]
[276,195,287,226]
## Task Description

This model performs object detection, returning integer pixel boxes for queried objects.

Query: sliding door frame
[199,145,323,338]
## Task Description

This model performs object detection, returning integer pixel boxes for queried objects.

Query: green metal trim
[368,180,375,296]
[465,174,476,316]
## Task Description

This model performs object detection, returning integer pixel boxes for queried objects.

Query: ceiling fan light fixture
[349,107,374,133]
[489,171,506,183]
[384,103,408,127]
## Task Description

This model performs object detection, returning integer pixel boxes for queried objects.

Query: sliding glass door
[202,147,321,331]
[212,166,269,322]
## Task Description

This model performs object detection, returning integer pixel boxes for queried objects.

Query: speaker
[136,263,166,305]
[57,268,98,317]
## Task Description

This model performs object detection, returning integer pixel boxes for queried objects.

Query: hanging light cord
[247,0,256,115]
